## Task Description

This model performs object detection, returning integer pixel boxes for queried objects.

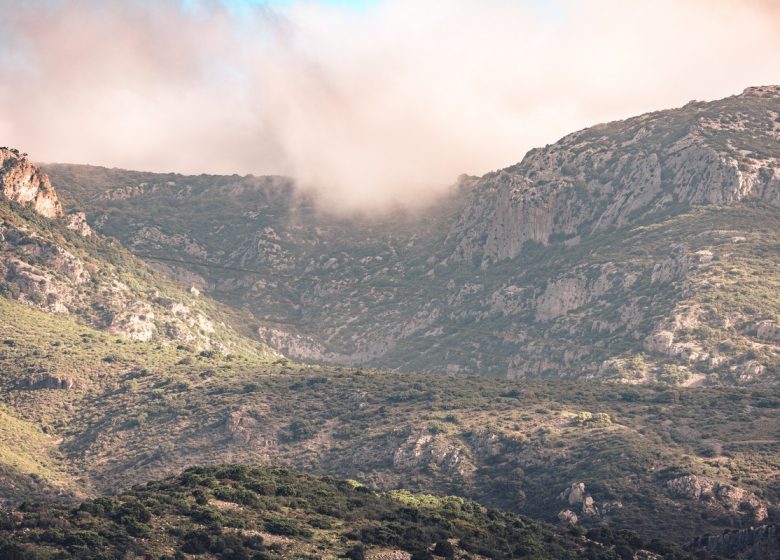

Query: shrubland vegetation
[1,291,778,544]
[0,465,694,559]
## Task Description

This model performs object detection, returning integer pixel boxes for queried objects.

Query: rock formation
[666,475,769,523]
[558,482,622,520]
[691,525,780,560]
[1,147,62,218]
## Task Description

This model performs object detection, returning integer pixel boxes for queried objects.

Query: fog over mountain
[1,0,778,211]
[2,1,780,558]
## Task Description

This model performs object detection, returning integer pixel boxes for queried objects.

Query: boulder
[559,482,586,505]
[558,509,578,525]
[22,373,77,390]
[756,320,780,343]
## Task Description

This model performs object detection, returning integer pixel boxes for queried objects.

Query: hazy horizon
[1,0,779,211]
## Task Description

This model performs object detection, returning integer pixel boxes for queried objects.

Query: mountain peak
[0,147,63,218]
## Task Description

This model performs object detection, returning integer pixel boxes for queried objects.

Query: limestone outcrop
[447,86,780,262]
[558,482,622,520]
[666,475,769,523]
[1,148,62,218]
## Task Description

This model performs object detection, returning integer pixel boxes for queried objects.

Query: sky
[0,0,778,212]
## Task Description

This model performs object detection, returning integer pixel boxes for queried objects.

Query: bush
[280,419,317,442]
[264,517,311,538]
[433,540,455,557]
[243,383,260,393]
[343,544,366,560]
[182,530,211,554]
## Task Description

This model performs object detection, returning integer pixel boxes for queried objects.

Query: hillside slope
[1,87,778,550]
[1,293,778,543]
[0,465,695,559]
[1,148,277,358]
[0,146,279,505]
[45,85,780,382]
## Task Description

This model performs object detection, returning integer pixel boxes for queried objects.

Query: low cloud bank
[0,0,778,212]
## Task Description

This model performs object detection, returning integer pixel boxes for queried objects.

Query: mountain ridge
[43,85,780,383]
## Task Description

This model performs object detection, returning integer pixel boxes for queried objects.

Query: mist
[0,0,778,212]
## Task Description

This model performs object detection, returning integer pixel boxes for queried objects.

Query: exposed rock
[644,331,675,355]
[132,225,208,258]
[226,411,260,446]
[21,373,77,390]
[0,148,63,218]
[666,475,768,523]
[667,475,716,500]
[535,277,588,321]
[65,212,94,237]
[691,524,780,560]
[582,495,598,516]
[743,85,780,98]
[558,482,619,519]
[446,90,780,264]
[634,552,663,560]
[3,257,74,313]
[366,551,412,560]
[108,309,157,341]
[559,482,586,505]
[731,361,767,382]
[651,254,691,284]
[557,509,578,525]
[393,430,473,478]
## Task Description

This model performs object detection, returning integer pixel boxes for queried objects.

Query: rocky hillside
[692,525,780,560]
[0,153,277,358]
[0,146,281,511]
[46,85,780,383]
[449,84,780,262]
[1,293,778,544]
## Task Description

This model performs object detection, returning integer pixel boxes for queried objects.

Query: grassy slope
[0,405,83,507]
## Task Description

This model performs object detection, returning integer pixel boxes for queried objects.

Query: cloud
[0,0,778,212]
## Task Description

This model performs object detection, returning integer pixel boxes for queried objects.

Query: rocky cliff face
[447,85,780,262]
[1,147,62,218]
[44,85,780,383]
